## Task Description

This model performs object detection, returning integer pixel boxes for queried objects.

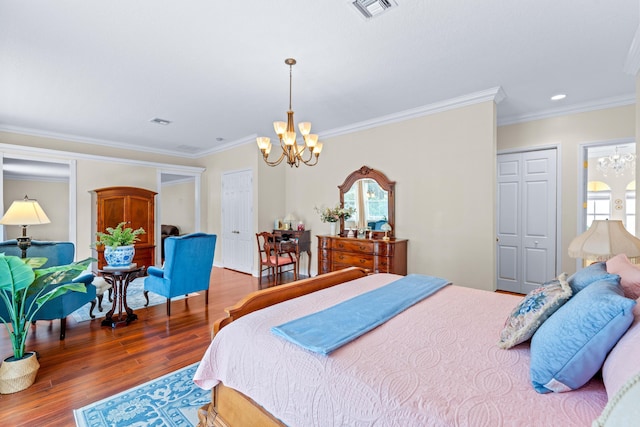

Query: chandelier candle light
[256,58,323,167]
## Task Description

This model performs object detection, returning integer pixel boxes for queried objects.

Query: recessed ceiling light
[550,94,566,101]
[149,117,172,125]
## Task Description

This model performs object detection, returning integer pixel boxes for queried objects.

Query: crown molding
[624,24,640,75]
[0,141,205,174]
[318,86,506,140]
[0,124,204,159]
[497,94,636,126]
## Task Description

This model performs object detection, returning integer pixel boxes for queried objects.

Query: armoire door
[497,149,558,294]
[221,170,253,274]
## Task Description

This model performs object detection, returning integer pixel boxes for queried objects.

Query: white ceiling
[0,1,638,159]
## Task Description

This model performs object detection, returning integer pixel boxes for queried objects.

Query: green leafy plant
[0,255,94,360]
[94,222,146,248]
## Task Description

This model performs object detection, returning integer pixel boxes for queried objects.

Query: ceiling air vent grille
[352,0,397,19]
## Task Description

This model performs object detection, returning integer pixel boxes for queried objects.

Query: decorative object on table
[0,254,93,393]
[73,362,208,427]
[297,221,305,231]
[380,223,392,240]
[347,229,355,238]
[283,213,296,231]
[568,219,640,263]
[93,222,146,267]
[315,204,355,236]
[0,195,51,258]
[274,218,282,230]
[256,58,324,168]
[144,233,217,316]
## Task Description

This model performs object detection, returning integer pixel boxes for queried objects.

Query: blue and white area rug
[71,277,195,323]
[73,362,209,427]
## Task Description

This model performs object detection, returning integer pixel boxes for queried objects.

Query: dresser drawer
[375,242,395,256]
[332,239,374,254]
[333,252,374,268]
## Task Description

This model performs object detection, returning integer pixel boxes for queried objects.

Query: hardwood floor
[0,268,297,426]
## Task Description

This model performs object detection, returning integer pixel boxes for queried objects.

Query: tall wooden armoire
[93,186,156,272]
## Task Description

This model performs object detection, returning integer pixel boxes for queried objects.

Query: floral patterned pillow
[498,273,572,349]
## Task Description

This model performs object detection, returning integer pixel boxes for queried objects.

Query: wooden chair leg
[166,299,171,316]
[59,317,66,340]
[144,290,150,307]
[90,299,97,319]
[205,289,209,305]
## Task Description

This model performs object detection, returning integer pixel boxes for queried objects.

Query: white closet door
[221,169,253,274]
[497,149,557,293]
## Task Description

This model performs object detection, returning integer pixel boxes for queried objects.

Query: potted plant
[94,222,145,267]
[0,254,93,393]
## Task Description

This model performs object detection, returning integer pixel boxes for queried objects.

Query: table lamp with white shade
[380,223,392,241]
[0,195,51,258]
[568,219,640,263]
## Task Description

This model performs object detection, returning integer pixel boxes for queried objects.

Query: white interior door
[497,149,557,293]
[221,169,253,273]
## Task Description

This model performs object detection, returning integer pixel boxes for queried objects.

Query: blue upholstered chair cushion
[530,275,635,393]
[144,232,216,300]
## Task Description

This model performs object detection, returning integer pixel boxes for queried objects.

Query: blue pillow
[530,275,636,394]
[567,262,617,293]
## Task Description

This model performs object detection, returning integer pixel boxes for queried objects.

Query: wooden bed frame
[197,267,369,427]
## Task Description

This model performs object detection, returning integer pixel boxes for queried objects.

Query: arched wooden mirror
[339,166,395,238]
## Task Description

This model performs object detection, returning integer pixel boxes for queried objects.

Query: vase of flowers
[315,204,355,236]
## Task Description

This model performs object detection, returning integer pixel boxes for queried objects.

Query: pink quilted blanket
[195,273,607,426]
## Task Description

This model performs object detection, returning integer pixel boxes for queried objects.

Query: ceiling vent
[352,0,397,19]
[149,117,172,125]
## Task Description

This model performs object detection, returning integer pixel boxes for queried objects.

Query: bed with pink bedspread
[194,265,640,426]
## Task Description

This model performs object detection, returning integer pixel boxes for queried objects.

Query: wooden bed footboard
[198,267,369,427]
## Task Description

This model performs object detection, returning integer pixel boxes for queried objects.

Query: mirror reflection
[343,179,389,230]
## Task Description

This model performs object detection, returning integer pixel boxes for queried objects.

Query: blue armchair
[144,233,217,316]
[0,240,96,339]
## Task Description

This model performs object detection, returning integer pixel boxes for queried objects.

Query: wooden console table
[272,229,311,276]
[317,235,407,275]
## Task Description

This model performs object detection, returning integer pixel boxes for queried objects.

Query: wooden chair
[256,232,298,288]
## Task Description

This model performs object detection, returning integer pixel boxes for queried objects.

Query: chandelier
[256,58,323,167]
[597,146,636,177]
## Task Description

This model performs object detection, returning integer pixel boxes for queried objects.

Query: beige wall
[497,104,636,275]
[282,101,497,290]
[5,101,629,288]
[160,180,196,235]
[3,178,69,241]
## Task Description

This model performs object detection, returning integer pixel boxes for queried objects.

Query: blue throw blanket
[271,274,451,355]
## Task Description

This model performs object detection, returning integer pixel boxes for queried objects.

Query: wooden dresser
[317,235,408,275]
[92,186,156,273]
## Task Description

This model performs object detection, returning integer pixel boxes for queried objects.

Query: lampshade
[380,223,392,232]
[0,196,51,226]
[568,220,640,262]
